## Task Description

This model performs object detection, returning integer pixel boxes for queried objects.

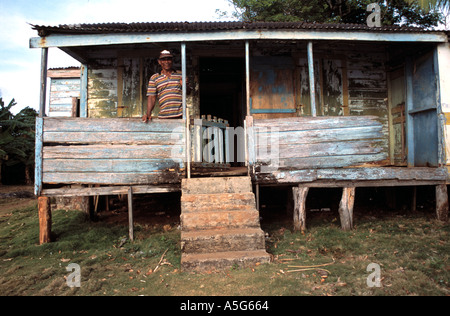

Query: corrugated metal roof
[31,21,444,37]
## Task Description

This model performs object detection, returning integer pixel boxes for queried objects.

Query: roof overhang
[30,28,448,49]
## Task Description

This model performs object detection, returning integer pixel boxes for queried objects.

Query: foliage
[224,0,446,28]
[0,98,37,168]
[406,0,449,12]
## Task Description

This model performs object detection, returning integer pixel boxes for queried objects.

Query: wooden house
[47,67,81,117]
[30,21,449,270]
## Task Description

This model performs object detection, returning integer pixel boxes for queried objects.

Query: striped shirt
[146,71,183,118]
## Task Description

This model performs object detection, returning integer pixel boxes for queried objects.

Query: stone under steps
[180,176,271,271]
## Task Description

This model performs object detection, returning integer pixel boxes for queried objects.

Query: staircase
[180,176,271,272]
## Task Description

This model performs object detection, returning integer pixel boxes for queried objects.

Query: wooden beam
[47,68,81,78]
[80,64,88,118]
[39,48,48,117]
[29,30,448,49]
[338,187,355,231]
[181,42,187,119]
[253,167,448,185]
[245,40,250,117]
[405,57,415,167]
[34,117,44,196]
[41,184,180,197]
[436,184,449,222]
[128,187,134,241]
[255,183,260,211]
[293,186,309,232]
[307,41,317,117]
[38,196,52,244]
[71,97,79,117]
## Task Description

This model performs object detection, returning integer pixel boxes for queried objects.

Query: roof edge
[30,21,448,37]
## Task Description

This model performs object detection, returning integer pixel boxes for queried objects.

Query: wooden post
[293,186,309,232]
[411,186,417,212]
[245,40,250,117]
[255,184,260,211]
[71,97,79,117]
[39,48,48,117]
[38,196,52,244]
[128,187,134,241]
[307,41,317,117]
[436,184,449,222]
[339,187,355,231]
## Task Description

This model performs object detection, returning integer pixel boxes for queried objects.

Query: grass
[0,200,448,296]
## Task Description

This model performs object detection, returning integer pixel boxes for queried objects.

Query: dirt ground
[0,185,36,215]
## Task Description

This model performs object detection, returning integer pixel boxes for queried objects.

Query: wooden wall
[88,60,118,118]
[249,43,388,118]
[249,42,390,156]
[85,47,195,119]
[47,68,81,117]
[40,118,185,186]
[437,43,450,171]
[248,116,387,171]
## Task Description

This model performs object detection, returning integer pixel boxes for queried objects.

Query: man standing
[142,50,183,122]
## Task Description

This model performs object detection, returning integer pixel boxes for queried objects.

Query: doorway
[199,58,246,128]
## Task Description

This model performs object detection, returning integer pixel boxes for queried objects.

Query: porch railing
[190,115,231,167]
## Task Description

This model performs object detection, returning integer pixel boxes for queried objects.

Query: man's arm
[142,95,156,123]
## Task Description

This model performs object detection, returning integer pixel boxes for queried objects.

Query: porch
[30,22,449,272]
[35,114,448,242]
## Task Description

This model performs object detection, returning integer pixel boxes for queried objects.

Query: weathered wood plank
[49,104,73,113]
[253,167,448,185]
[43,144,185,159]
[256,140,383,160]
[43,117,185,132]
[253,116,381,131]
[255,126,383,145]
[43,131,184,145]
[41,184,180,197]
[43,172,182,185]
[257,153,387,170]
[43,158,184,173]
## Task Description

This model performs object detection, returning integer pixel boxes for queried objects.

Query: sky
[0,0,235,113]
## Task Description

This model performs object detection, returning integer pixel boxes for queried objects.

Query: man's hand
[142,114,152,123]
[144,95,156,123]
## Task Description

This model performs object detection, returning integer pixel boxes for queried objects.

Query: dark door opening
[199,58,245,128]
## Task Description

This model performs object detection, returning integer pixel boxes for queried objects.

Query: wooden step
[181,209,260,231]
[181,250,271,272]
[179,176,271,272]
[181,228,266,254]
[181,192,256,213]
[182,176,252,195]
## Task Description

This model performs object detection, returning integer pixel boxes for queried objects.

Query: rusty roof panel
[31,21,443,37]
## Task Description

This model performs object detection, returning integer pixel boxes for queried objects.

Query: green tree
[407,0,449,12]
[0,98,37,184]
[224,0,445,27]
